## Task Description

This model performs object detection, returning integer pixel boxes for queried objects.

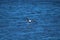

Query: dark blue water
[0,0,60,40]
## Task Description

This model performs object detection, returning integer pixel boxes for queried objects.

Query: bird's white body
[29,20,32,22]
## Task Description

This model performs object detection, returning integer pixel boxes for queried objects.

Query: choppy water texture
[0,0,60,40]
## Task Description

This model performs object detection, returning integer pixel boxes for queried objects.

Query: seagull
[26,17,37,24]
[26,17,32,23]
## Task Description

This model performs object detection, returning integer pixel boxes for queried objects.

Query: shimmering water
[0,0,60,40]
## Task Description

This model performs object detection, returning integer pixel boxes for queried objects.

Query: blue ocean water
[0,0,60,40]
